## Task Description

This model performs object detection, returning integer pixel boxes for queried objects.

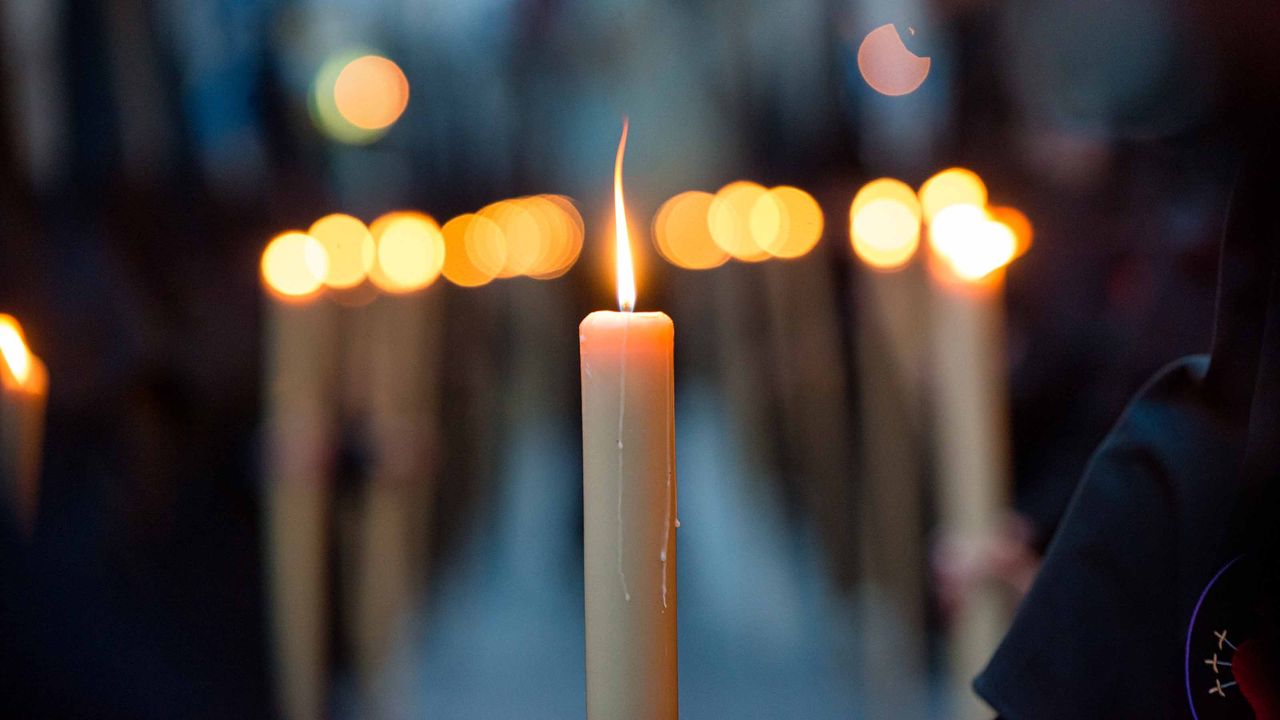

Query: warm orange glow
[929,204,1018,282]
[462,210,508,279]
[261,231,330,299]
[756,186,825,259]
[0,314,32,388]
[441,214,498,287]
[519,193,576,278]
[857,24,931,96]
[709,181,771,262]
[368,211,445,293]
[653,191,729,270]
[852,178,920,216]
[919,167,987,222]
[309,214,374,289]
[850,178,923,270]
[525,195,585,280]
[333,55,410,131]
[852,199,922,270]
[614,119,636,312]
[988,205,1034,258]
[479,199,544,278]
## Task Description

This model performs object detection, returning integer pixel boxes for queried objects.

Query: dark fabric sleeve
[974,356,1249,719]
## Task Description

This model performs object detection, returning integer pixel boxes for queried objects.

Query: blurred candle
[580,120,679,719]
[848,180,931,718]
[353,212,445,711]
[925,203,1019,720]
[260,232,340,720]
[0,314,47,537]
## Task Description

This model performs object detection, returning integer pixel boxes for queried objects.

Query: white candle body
[930,275,1013,720]
[580,310,678,720]
[354,290,441,710]
[855,266,929,719]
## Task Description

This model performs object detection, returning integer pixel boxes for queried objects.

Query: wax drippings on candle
[616,315,631,603]
[661,360,673,610]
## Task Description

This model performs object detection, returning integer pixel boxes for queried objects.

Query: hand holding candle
[581,120,679,719]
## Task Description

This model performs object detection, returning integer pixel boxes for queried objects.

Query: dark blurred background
[0,0,1274,718]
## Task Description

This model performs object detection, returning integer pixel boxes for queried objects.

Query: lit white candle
[580,120,679,719]
[354,212,446,710]
[926,201,1020,720]
[849,179,931,718]
[260,233,340,720]
[0,314,47,537]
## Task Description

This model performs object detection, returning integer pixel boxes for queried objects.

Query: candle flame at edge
[614,118,636,312]
[0,314,33,387]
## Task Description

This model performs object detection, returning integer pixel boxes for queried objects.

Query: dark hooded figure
[974,137,1280,718]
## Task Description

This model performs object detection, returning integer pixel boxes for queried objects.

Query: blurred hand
[932,514,1042,622]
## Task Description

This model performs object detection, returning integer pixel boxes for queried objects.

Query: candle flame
[0,314,32,387]
[928,205,1018,282]
[850,178,923,271]
[614,118,636,312]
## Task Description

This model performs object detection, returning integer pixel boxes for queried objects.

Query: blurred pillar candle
[260,233,340,720]
[580,121,679,719]
[0,314,47,537]
[354,214,446,710]
[925,206,1019,720]
[848,179,931,718]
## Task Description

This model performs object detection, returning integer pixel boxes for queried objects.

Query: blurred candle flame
[0,314,32,387]
[988,205,1034,258]
[614,118,636,312]
[919,167,987,223]
[929,205,1018,283]
[850,178,923,271]
[261,231,330,300]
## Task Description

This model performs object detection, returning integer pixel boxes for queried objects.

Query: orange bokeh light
[309,214,374,290]
[857,24,932,97]
[919,167,987,223]
[525,195,585,280]
[928,204,1018,282]
[441,214,498,287]
[653,191,729,270]
[479,199,543,278]
[0,314,32,388]
[368,211,446,294]
[850,178,923,271]
[988,205,1034,258]
[709,181,772,262]
[333,55,410,131]
[261,231,330,300]
[463,211,508,279]
[756,185,825,259]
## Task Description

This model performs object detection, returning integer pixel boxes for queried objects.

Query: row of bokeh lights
[262,170,1029,300]
[852,168,1032,281]
[302,51,1028,286]
[652,183,825,269]
[261,195,586,300]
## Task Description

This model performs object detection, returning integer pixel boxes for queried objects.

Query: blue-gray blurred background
[0,0,1276,717]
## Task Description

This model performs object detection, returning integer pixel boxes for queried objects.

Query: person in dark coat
[975,141,1280,718]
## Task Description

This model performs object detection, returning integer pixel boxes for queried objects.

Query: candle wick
[617,314,631,603]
